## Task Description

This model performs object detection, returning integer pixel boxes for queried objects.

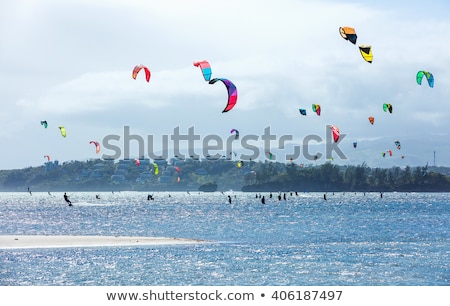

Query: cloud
[1,0,450,169]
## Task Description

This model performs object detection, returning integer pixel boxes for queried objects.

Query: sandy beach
[0,235,204,249]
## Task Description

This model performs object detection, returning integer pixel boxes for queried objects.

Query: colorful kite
[152,163,159,175]
[132,64,151,82]
[330,125,340,142]
[209,78,238,113]
[312,104,321,116]
[339,26,357,44]
[230,129,239,140]
[58,126,66,138]
[383,103,393,113]
[89,141,101,154]
[359,45,373,63]
[193,60,212,81]
[416,70,434,88]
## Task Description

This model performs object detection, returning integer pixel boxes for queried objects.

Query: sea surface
[0,191,448,286]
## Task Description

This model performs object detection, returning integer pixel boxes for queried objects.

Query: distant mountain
[198,182,218,192]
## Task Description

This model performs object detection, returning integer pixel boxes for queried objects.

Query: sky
[1,0,449,170]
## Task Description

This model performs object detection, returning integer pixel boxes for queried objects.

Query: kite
[132,64,151,82]
[339,26,357,44]
[89,141,100,154]
[359,45,373,63]
[175,166,181,173]
[209,78,238,113]
[416,71,434,88]
[58,126,66,138]
[44,155,50,161]
[299,108,307,116]
[388,149,393,157]
[230,129,239,140]
[368,116,374,125]
[382,152,386,158]
[312,104,321,116]
[266,152,274,160]
[135,159,141,166]
[40,120,48,128]
[152,163,159,175]
[330,125,340,142]
[353,141,357,148]
[383,103,393,113]
[193,60,212,81]
[395,140,401,150]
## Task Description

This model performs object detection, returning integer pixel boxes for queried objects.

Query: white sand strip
[0,235,204,249]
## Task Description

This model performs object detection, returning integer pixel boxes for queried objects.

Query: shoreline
[0,235,205,249]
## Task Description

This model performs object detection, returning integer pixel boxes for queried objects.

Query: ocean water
[0,191,448,286]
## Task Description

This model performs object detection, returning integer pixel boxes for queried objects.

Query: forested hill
[0,158,449,192]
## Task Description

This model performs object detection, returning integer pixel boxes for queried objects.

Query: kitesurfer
[261,196,266,204]
[228,195,232,204]
[95,194,100,200]
[323,193,327,201]
[147,194,154,201]
[64,193,72,206]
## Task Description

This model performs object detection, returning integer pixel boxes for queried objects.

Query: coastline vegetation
[1,159,449,192]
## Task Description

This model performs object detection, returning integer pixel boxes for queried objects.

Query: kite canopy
[58,126,66,138]
[89,141,101,154]
[416,70,434,87]
[230,129,239,140]
[330,125,340,142]
[383,103,393,113]
[209,78,238,113]
[40,120,48,128]
[339,26,357,44]
[353,142,357,148]
[152,163,159,175]
[44,155,50,161]
[312,104,321,116]
[368,116,374,125]
[395,140,401,150]
[132,64,151,82]
[359,45,373,63]
[193,60,212,82]
[299,108,307,116]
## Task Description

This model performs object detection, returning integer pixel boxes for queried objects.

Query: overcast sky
[1,0,449,170]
